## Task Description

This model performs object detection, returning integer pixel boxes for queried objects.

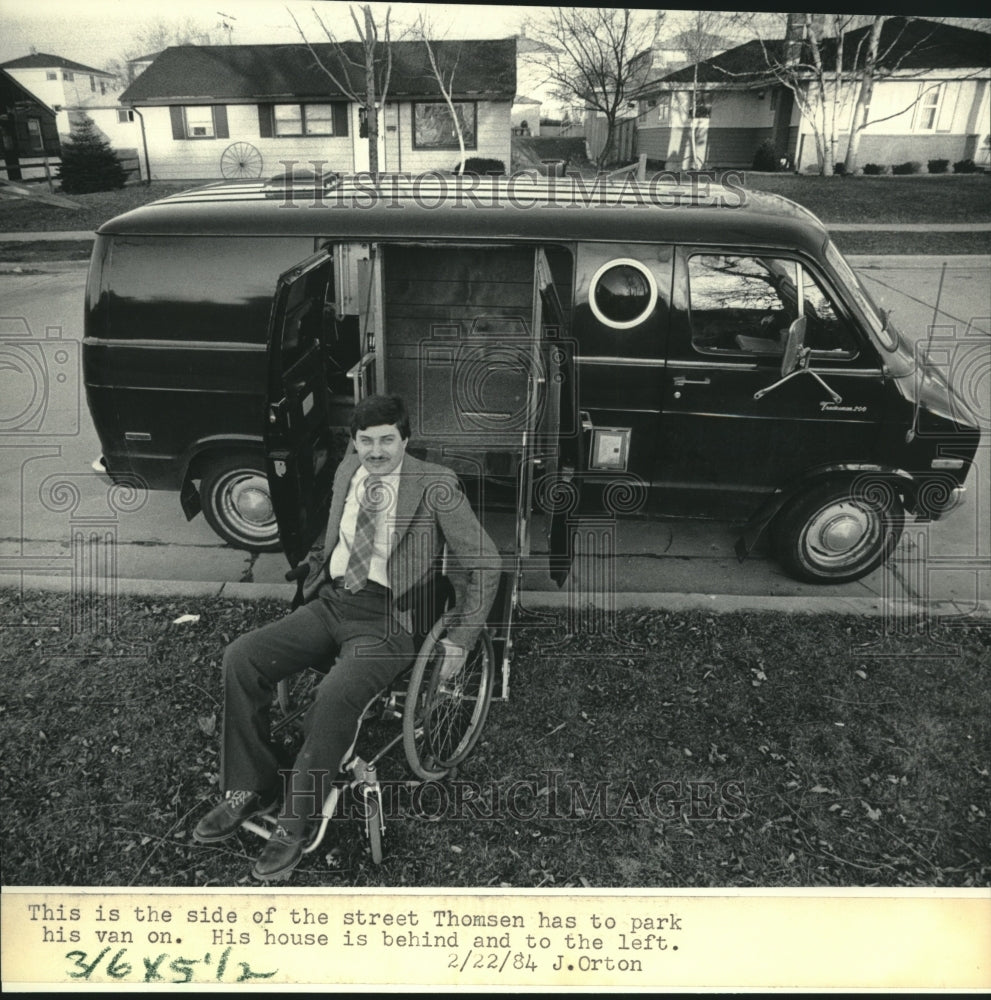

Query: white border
[587,258,658,330]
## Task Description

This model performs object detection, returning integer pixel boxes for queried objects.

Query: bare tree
[108,16,214,84]
[522,7,655,169]
[673,10,735,169]
[743,14,973,174]
[290,4,395,177]
[414,13,467,173]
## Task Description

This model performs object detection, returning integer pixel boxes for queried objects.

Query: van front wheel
[773,480,904,584]
[200,454,281,552]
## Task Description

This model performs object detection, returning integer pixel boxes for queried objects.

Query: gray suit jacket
[299,450,501,649]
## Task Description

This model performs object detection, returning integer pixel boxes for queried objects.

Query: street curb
[4,576,990,620]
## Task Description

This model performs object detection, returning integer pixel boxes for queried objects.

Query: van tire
[200,453,281,552]
[773,479,904,584]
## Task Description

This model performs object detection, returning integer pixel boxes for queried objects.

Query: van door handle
[673,376,711,386]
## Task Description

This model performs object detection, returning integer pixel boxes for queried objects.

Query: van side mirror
[755,314,842,404]
[780,315,807,377]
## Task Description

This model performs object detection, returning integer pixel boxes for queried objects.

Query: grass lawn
[2,589,988,888]
[737,173,991,224]
[0,182,191,233]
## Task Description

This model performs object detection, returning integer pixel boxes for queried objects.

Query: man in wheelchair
[194,394,501,880]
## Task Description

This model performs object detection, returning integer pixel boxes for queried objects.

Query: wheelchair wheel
[402,626,495,781]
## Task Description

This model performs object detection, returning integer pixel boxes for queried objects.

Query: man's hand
[437,638,467,682]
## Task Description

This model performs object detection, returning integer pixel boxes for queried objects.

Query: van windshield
[825,240,897,351]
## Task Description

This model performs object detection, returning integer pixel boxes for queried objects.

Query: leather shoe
[193,790,277,844]
[252,824,307,882]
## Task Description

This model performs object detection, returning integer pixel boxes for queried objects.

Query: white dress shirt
[328,460,403,589]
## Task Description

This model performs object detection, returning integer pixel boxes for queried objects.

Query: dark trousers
[220,581,415,828]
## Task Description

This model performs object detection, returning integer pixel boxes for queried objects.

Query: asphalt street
[1,257,988,616]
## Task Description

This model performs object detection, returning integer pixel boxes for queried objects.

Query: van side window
[688,254,858,359]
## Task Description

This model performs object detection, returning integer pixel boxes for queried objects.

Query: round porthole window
[588,259,658,330]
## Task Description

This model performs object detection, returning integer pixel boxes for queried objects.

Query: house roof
[120,39,517,105]
[0,52,114,76]
[643,16,991,91]
[0,68,56,115]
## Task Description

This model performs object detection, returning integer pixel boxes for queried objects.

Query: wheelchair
[238,568,497,867]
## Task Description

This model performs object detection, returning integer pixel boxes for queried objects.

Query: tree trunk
[843,16,885,174]
[689,66,700,169]
[364,6,379,177]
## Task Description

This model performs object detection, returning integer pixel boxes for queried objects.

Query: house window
[90,75,96,91]
[100,81,107,95]
[117,109,134,123]
[185,106,216,137]
[412,102,477,150]
[170,105,229,141]
[691,91,713,119]
[657,93,671,124]
[46,71,57,81]
[27,119,44,153]
[914,83,942,132]
[273,103,335,136]
[688,254,857,358]
[63,71,74,82]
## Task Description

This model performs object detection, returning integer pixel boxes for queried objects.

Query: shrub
[457,157,506,176]
[892,160,923,175]
[928,158,950,174]
[863,163,886,175]
[752,138,780,172]
[56,113,127,193]
[833,161,847,175]
[953,158,978,174]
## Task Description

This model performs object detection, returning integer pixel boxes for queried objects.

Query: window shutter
[333,102,349,137]
[257,104,273,138]
[169,105,185,140]
[214,104,229,139]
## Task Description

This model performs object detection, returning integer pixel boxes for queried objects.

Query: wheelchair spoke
[403,627,495,780]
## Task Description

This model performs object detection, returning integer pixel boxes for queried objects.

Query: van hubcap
[224,475,274,534]
[805,502,878,567]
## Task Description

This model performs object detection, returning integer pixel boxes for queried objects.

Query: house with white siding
[634,17,990,173]
[0,52,135,177]
[118,39,516,181]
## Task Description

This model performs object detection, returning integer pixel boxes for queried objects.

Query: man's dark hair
[350,394,411,440]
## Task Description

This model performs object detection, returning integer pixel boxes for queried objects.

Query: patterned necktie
[344,474,382,592]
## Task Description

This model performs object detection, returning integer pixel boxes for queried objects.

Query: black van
[84,173,980,583]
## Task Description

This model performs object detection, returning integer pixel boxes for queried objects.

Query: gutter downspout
[130,107,151,185]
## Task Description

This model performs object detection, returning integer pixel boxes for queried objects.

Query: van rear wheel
[773,480,904,584]
[200,454,281,552]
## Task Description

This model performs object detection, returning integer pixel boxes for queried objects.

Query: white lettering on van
[819,402,867,413]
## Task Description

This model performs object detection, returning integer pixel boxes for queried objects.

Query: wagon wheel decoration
[220,142,263,179]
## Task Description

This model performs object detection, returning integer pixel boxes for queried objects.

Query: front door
[655,247,887,518]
